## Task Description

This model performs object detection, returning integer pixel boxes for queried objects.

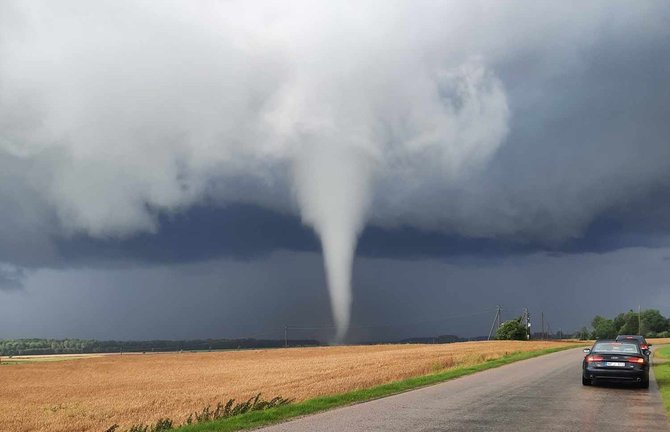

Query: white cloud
[0,0,668,243]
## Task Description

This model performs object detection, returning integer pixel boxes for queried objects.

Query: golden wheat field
[0,340,580,432]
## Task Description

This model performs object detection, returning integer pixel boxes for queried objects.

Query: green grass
[653,345,670,413]
[175,345,579,432]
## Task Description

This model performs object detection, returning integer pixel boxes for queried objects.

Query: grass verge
[653,345,670,413]
[176,344,579,432]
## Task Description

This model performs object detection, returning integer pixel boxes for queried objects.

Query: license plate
[606,362,625,367]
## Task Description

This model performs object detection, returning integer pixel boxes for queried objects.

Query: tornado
[293,142,375,341]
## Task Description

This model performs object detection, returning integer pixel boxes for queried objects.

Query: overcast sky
[1,1,669,342]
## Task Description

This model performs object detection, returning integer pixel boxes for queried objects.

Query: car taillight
[586,355,604,362]
[640,344,648,350]
[628,357,645,364]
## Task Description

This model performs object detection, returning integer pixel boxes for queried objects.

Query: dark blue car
[582,340,649,388]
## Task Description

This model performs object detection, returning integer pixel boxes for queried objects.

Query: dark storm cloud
[57,204,320,265]
[0,265,25,290]
[2,248,670,341]
[54,192,670,267]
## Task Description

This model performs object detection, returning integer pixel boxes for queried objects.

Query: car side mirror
[583,348,591,353]
[648,344,653,347]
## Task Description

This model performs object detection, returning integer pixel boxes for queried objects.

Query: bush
[496,318,528,340]
[185,394,292,424]
[106,394,292,432]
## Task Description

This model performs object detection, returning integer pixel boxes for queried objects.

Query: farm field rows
[0,340,586,432]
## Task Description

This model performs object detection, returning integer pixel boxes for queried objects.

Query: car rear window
[593,342,639,354]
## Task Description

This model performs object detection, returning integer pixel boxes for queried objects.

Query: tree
[613,313,627,333]
[591,317,617,339]
[576,327,591,340]
[640,309,668,335]
[591,315,607,328]
[496,317,528,340]
[585,309,670,340]
[618,311,640,335]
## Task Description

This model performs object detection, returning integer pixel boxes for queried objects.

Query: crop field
[0,340,582,431]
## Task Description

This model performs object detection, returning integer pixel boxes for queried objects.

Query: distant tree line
[575,309,670,340]
[0,338,320,356]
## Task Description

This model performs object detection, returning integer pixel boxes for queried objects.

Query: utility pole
[497,306,502,330]
[541,312,545,340]
[522,308,531,340]
[488,306,502,341]
[284,325,288,348]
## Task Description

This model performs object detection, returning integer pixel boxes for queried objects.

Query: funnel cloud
[293,145,375,339]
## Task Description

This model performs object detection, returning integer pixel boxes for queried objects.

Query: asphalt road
[258,348,669,432]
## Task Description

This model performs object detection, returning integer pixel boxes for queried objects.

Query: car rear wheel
[582,377,592,386]
[640,378,649,389]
